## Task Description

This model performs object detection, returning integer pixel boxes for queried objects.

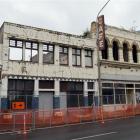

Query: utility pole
[96,0,111,106]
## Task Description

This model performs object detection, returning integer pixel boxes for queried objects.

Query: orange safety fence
[134,104,140,115]
[80,107,94,122]
[34,110,51,128]
[66,107,81,124]
[1,104,140,132]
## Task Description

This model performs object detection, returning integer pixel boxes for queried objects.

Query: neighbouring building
[0,21,140,110]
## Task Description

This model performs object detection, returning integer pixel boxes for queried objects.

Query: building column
[119,47,124,62]
[108,46,113,61]
[39,43,43,64]
[0,76,8,110]
[69,47,72,67]
[93,49,97,66]
[81,49,85,68]
[32,79,39,109]
[54,80,60,108]
[94,80,99,106]
[137,50,140,63]
[84,81,88,106]
[133,85,137,106]
[129,48,133,63]
[54,45,59,65]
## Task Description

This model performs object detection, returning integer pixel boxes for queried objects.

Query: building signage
[98,15,105,50]
[12,101,25,110]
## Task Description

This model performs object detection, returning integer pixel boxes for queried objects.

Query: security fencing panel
[0,93,133,112]
[39,91,54,110]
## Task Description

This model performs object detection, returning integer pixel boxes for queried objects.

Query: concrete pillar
[93,49,97,66]
[94,80,99,106]
[99,51,102,60]
[133,85,137,106]
[1,77,8,97]
[39,43,43,64]
[125,86,128,104]
[69,47,72,67]
[22,41,25,61]
[54,45,59,65]
[108,46,113,61]
[137,50,140,64]
[84,81,88,106]
[119,48,124,62]
[81,49,85,68]
[32,79,39,109]
[54,79,60,108]
[0,76,8,110]
[34,79,39,96]
[129,49,133,63]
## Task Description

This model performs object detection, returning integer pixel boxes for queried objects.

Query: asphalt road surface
[1,116,140,140]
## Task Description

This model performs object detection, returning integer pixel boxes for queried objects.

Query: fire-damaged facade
[0,22,97,110]
[0,21,140,110]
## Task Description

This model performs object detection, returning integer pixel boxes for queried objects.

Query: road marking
[0,132,14,135]
[71,131,117,140]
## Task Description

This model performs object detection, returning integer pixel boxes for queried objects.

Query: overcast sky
[0,0,139,35]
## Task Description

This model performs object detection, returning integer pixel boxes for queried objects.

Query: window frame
[59,46,69,65]
[72,48,81,66]
[9,39,23,61]
[43,43,54,64]
[85,49,93,67]
[25,41,39,63]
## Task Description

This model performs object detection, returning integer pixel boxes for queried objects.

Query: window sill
[9,60,39,64]
[60,64,69,67]
[85,66,93,68]
[43,63,54,65]
[72,65,82,68]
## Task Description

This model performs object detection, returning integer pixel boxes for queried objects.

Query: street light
[96,0,111,106]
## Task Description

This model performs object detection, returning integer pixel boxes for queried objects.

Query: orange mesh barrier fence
[135,104,140,115]
[0,113,13,132]
[80,107,94,122]
[34,110,51,128]
[67,108,81,124]
[125,105,135,117]
[51,109,66,126]
[13,113,32,130]
[1,104,140,132]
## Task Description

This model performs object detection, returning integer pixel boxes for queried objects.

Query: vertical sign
[98,15,105,50]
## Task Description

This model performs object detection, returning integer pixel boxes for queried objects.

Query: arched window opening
[102,39,108,59]
[123,43,128,62]
[132,45,138,63]
[112,41,119,61]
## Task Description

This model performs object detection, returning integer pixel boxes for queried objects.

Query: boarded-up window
[123,43,129,62]
[132,45,138,63]
[102,39,108,59]
[8,79,34,109]
[112,41,119,61]
[39,80,54,89]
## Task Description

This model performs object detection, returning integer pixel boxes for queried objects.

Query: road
[1,116,140,140]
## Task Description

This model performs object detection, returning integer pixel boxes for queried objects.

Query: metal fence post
[12,113,15,132]
[32,111,35,130]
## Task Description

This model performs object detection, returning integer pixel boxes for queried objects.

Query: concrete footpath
[1,116,140,140]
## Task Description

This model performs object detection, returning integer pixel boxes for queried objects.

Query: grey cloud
[0,0,140,35]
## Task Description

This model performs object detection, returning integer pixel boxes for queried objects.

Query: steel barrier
[0,104,140,132]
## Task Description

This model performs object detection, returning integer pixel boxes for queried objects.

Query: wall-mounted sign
[12,101,25,110]
[98,15,105,50]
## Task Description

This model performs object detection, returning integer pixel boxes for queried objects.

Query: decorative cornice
[7,75,95,82]
[101,60,140,69]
